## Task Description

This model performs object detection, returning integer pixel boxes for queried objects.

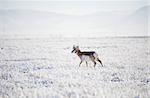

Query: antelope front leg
[86,61,88,67]
[79,61,82,67]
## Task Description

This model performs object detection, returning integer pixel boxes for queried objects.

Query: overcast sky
[0,0,148,15]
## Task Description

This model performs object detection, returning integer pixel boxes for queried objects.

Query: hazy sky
[0,0,148,15]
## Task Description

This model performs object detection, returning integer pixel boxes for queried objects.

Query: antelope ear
[73,45,76,49]
[76,46,79,48]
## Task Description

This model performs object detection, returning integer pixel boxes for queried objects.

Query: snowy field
[0,37,149,98]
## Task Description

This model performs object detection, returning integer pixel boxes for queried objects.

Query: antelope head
[71,45,79,53]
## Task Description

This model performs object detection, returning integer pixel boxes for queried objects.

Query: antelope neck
[76,50,82,56]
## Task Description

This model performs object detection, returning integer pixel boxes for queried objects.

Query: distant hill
[0,9,68,34]
[0,6,149,37]
[115,6,149,36]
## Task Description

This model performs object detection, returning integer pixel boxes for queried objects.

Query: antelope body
[71,46,103,67]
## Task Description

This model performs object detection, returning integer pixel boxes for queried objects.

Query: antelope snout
[71,49,75,53]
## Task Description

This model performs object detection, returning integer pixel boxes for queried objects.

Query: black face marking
[71,48,75,53]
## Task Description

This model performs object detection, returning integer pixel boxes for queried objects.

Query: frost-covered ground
[0,37,149,98]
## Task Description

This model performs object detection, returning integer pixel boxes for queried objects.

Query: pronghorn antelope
[71,46,103,67]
